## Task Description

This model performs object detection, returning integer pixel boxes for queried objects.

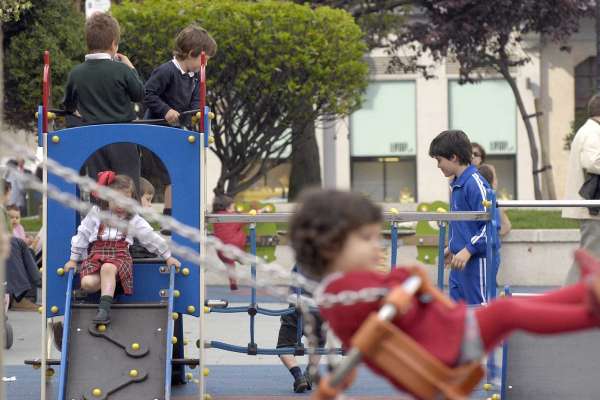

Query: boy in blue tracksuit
[429,130,491,304]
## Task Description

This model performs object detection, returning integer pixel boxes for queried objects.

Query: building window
[352,158,416,202]
[350,81,417,202]
[449,79,517,198]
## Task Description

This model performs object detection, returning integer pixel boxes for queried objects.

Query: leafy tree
[114,0,368,196]
[0,0,32,127]
[3,0,85,129]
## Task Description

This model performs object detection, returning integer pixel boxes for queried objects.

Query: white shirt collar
[85,53,113,61]
[172,57,195,77]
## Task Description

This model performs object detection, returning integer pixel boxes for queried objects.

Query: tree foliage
[114,0,368,196]
[3,0,85,129]
[0,0,32,23]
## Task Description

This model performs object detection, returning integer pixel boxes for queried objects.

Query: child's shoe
[93,308,110,324]
[293,375,309,393]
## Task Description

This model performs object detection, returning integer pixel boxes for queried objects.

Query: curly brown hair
[289,189,382,280]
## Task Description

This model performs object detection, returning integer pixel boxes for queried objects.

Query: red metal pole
[199,51,207,133]
[42,51,50,133]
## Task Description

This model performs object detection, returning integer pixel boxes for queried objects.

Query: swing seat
[351,307,484,400]
[315,270,484,400]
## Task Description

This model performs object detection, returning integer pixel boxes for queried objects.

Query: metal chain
[0,137,395,361]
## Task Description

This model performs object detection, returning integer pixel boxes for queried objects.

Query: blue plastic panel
[45,124,201,317]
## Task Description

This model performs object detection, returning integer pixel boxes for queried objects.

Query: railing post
[437,223,446,290]
[390,221,398,270]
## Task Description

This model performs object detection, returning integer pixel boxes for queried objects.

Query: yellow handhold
[131,343,140,351]
[129,369,138,378]
[203,306,210,314]
[389,207,399,215]
[97,324,107,333]
[482,200,492,208]
[208,111,215,120]
[204,394,213,400]
[491,395,500,400]
[172,312,179,320]
[50,306,59,314]
[483,383,493,391]
[92,388,102,397]
[208,135,215,144]
[47,112,56,121]
[172,336,178,344]
[187,135,196,144]
[420,205,429,212]
[39,267,43,273]
[174,290,181,298]
[186,372,193,381]
[436,207,447,213]
[51,135,60,144]
[37,306,43,314]
[56,268,65,276]
[46,367,55,377]
[187,305,196,314]
[181,268,190,276]
[203,367,210,377]
[248,209,257,216]
[184,338,189,345]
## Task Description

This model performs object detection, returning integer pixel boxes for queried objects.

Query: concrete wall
[205,229,580,287]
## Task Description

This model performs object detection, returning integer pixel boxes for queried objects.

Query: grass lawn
[506,209,579,230]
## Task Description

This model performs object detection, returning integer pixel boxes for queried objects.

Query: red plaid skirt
[80,240,133,295]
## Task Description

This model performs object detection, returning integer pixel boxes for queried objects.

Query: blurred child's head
[140,177,155,208]
[471,143,486,167]
[85,12,120,55]
[6,205,20,228]
[1,180,11,205]
[429,130,472,177]
[478,164,497,190]
[290,189,383,280]
[174,25,217,72]
[213,195,235,213]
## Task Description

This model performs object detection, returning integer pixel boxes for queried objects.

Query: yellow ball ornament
[56,268,65,276]
[186,372,193,381]
[187,305,196,314]
[131,343,140,351]
[483,383,493,391]
[172,336,178,344]
[248,209,257,216]
[92,388,102,397]
[51,135,60,144]
[50,306,59,314]
[129,369,138,378]
[172,312,179,320]
[203,368,210,377]
[97,324,107,333]
[187,135,196,144]
[173,290,181,298]
[181,268,190,276]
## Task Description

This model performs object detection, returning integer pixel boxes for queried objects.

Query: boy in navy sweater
[142,25,217,225]
[429,130,491,304]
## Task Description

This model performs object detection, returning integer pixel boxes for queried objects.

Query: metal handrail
[497,200,600,207]
[206,211,490,224]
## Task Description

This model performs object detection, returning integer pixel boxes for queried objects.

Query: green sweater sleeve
[126,68,144,103]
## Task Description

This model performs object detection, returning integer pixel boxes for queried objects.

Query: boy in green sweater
[63,12,143,194]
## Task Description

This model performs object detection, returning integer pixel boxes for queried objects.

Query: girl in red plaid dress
[64,172,180,324]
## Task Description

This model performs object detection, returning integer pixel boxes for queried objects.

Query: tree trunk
[500,64,543,199]
[534,98,557,199]
[288,116,322,201]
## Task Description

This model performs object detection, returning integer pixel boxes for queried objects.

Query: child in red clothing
[289,189,600,399]
[212,195,246,290]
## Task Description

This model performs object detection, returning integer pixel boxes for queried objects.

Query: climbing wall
[65,304,167,400]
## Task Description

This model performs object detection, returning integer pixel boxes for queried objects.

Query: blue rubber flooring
[3,365,495,399]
